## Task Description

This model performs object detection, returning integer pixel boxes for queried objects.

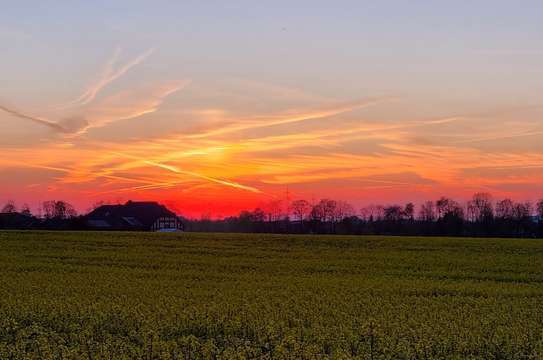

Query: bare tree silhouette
[291,199,310,223]
[419,201,436,222]
[42,200,77,219]
[1,200,17,213]
[537,199,543,221]
[20,204,32,216]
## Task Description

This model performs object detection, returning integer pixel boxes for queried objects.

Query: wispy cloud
[1,79,188,136]
[183,97,394,139]
[0,159,171,188]
[2,78,542,215]
[112,152,262,193]
[147,160,262,193]
[0,104,74,133]
[453,130,543,144]
[60,47,155,108]
[68,80,189,135]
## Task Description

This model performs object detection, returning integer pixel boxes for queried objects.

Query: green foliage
[0,231,542,358]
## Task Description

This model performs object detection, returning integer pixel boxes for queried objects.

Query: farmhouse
[85,201,183,231]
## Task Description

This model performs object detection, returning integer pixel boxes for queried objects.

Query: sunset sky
[1,1,542,217]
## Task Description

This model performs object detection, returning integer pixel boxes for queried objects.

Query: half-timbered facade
[151,216,183,231]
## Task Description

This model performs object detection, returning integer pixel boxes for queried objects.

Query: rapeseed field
[0,231,542,359]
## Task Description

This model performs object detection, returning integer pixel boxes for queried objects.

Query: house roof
[86,201,178,229]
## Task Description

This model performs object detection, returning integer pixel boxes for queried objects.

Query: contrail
[184,96,396,139]
[144,159,262,193]
[0,160,166,187]
[112,152,262,193]
[0,105,67,132]
[453,130,543,144]
[61,47,155,108]
[60,47,121,108]
[89,181,183,196]
[1,77,185,136]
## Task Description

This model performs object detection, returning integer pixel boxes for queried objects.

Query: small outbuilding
[0,212,37,229]
[85,201,183,231]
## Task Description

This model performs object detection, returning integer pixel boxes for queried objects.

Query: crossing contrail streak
[61,47,155,108]
[112,152,262,193]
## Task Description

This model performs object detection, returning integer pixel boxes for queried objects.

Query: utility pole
[284,186,291,219]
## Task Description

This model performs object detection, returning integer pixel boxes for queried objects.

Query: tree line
[186,193,543,238]
[0,200,82,230]
[1,200,77,219]
[1,194,543,237]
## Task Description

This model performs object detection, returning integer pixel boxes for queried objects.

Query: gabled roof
[86,201,178,229]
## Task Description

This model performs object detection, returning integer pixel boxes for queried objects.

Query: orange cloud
[1,87,542,217]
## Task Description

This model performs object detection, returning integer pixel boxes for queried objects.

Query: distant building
[85,201,183,231]
[530,215,542,223]
[0,212,37,229]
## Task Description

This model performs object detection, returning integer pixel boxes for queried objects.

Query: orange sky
[2,91,542,217]
[1,3,543,217]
